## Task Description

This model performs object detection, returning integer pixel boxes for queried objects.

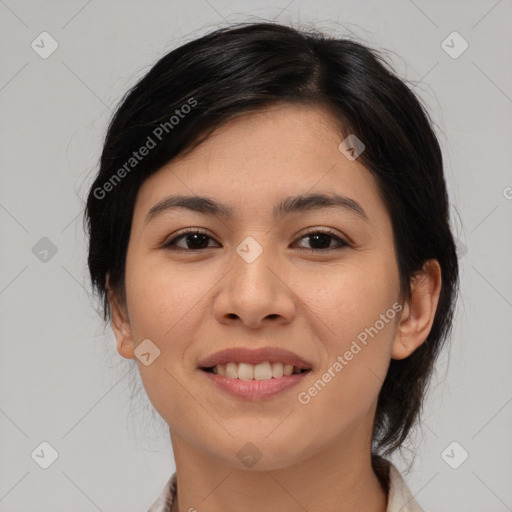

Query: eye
[293,228,349,253]
[161,228,218,251]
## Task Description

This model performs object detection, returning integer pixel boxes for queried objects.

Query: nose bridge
[213,233,296,327]
[232,233,278,301]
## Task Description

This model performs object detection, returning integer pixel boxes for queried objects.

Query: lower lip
[200,369,310,400]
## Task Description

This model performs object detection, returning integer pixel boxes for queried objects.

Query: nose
[212,242,296,329]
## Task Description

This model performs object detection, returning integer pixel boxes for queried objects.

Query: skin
[108,103,442,512]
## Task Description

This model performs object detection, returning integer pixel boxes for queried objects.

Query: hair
[83,21,459,461]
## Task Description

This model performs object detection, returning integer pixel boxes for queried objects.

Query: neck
[168,427,388,512]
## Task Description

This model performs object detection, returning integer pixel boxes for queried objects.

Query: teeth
[226,362,238,379]
[238,362,254,380]
[210,361,305,380]
[271,362,283,378]
[253,362,272,380]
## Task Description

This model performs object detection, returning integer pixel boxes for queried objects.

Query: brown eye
[162,230,218,251]
[294,229,349,253]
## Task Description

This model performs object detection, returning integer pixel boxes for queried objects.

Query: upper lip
[198,347,313,370]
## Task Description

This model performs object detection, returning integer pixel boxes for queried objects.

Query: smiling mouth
[201,361,311,380]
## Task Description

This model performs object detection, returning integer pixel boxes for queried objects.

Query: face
[111,103,408,471]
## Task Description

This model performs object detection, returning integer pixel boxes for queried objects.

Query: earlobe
[107,278,135,360]
[391,259,442,360]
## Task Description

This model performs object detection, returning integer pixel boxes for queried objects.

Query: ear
[107,275,136,360]
[391,259,442,360]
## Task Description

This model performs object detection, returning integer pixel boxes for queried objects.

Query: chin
[210,435,315,472]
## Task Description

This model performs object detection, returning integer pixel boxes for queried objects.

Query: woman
[84,22,459,512]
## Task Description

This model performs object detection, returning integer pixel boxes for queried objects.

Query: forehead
[132,103,387,226]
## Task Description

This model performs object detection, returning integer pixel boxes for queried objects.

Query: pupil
[187,234,208,249]
[310,233,330,249]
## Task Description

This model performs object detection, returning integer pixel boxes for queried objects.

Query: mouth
[197,347,313,399]
[200,363,312,400]
[201,361,311,380]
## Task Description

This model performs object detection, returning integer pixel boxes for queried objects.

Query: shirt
[147,456,424,512]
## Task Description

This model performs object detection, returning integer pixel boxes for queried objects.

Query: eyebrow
[145,192,370,225]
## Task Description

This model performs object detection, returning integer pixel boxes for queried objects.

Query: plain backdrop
[1,1,511,511]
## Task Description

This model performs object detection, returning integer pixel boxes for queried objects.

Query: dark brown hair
[83,21,459,459]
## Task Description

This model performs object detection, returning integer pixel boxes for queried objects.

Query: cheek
[123,261,209,419]
[294,256,399,406]
[298,254,399,343]
[125,257,209,343]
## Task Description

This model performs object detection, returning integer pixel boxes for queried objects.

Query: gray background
[1,0,511,511]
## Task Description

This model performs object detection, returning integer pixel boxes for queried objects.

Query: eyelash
[161,228,349,253]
